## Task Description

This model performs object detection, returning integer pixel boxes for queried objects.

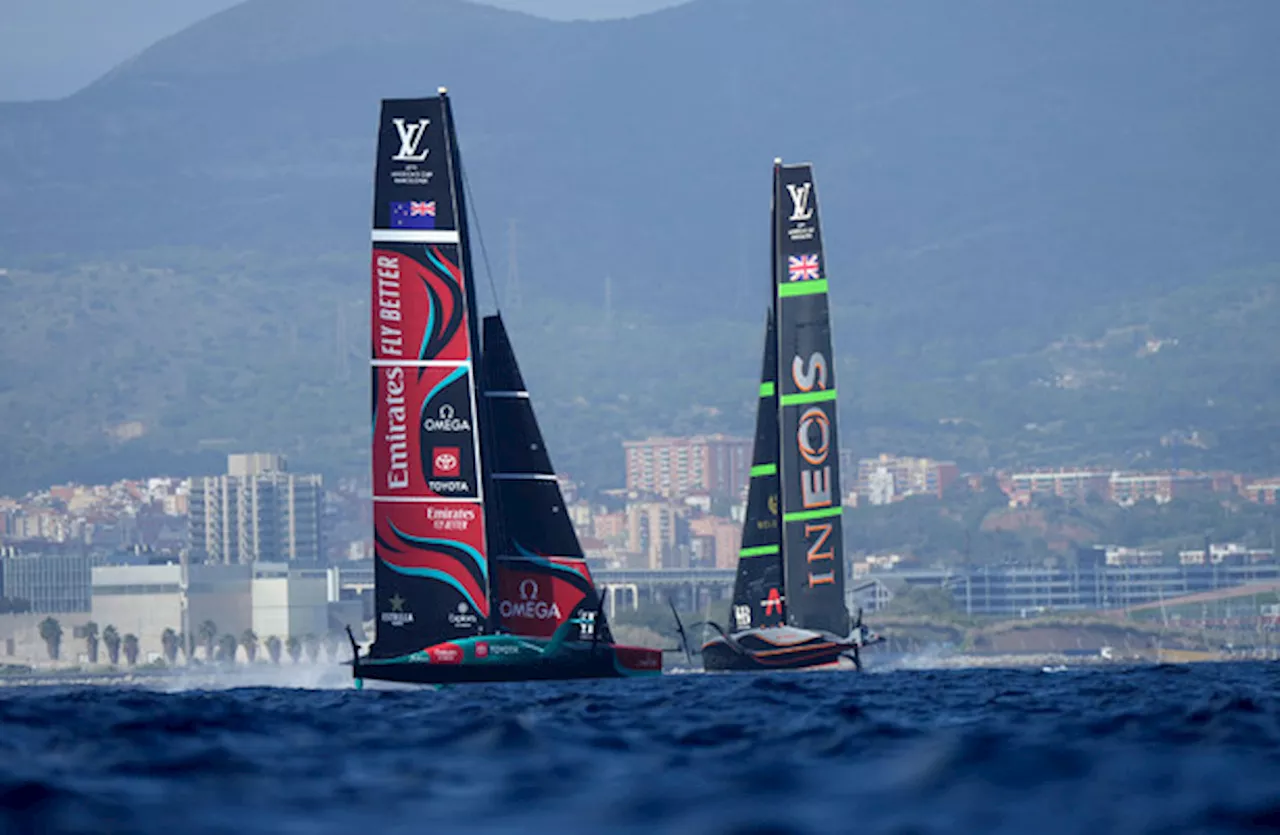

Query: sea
[2,662,1279,835]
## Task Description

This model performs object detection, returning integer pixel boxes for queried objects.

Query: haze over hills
[0,0,1278,493]
[0,0,690,101]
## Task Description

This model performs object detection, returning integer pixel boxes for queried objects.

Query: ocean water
[2,662,1280,835]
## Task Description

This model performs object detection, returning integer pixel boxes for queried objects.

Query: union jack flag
[787,253,820,282]
[410,201,435,217]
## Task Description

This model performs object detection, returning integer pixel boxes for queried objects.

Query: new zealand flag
[390,201,436,229]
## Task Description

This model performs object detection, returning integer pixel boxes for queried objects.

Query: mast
[368,91,492,658]
[773,159,850,635]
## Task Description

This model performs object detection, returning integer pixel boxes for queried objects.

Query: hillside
[0,0,1278,492]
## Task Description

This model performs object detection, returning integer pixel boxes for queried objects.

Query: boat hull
[354,633,662,685]
[701,626,856,672]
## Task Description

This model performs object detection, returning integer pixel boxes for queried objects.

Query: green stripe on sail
[739,544,780,558]
[778,279,828,297]
[750,463,777,477]
[783,506,843,523]
[759,381,775,397]
[779,389,837,406]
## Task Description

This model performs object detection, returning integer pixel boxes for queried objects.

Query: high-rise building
[188,454,323,565]
[623,435,751,499]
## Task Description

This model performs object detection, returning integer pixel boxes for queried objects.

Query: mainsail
[773,162,850,636]
[369,94,492,658]
[481,315,613,644]
[729,309,784,631]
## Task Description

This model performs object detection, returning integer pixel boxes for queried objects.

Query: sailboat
[350,90,662,685]
[701,160,882,673]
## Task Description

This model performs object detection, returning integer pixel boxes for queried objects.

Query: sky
[0,0,691,102]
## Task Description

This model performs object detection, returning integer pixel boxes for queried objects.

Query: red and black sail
[369,94,492,658]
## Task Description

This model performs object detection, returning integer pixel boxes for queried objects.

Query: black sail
[480,314,613,644]
[773,162,850,635]
[729,308,785,632]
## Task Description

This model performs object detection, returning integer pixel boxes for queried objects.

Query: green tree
[122,634,140,666]
[286,636,302,664]
[160,628,179,665]
[102,625,121,665]
[38,616,62,661]
[240,629,258,664]
[83,621,100,664]
[265,635,282,665]
[197,620,218,661]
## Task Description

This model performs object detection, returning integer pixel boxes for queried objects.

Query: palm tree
[265,636,282,665]
[240,629,258,664]
[198,620,218,661]
[84,621,100,664]
[38,617,62,661]
[160,628,179,665]
[217,633,238,664]
[286,636,302,664]
[321,631,340,662]
[102,625,121,665]
[302,633,319,663]
[122,634,140,666]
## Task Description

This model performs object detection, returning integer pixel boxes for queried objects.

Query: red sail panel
[493,558,595,639]
[369,95,490,658]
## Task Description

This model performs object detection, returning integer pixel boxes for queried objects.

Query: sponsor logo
[426,504,476,532]
[448,601,478,629]
[577,609,597,641]
[786,181,817,242]
[428,479,470,494]
[786,182,814,221]
[498,578,564,621]
[762,587,785,616]
[474,642,489,659]
[389,200,436,229]
[734,604,751,630]
[391,118,430,162]
[424,404,472,433]
[375,254,405,359]
[790,350,838,588]
[381,593,414,627]
[432,447,461,477]
[487,643,521,656]
[427,643,462,664]
[382,365,410,491]
[787,253,820,282]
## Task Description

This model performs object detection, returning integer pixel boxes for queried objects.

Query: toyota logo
[434,451,458,470]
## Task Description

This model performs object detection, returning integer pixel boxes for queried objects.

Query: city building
[688,515,742,570]
[623,435,751,499]
[856,454,960,505]
[0,551,92,613]
[1007,469,1111,505]
[1108,471,1213,505]
[1244,479,1280,505]
[250,562,330,641]
[188,453,323,565]
[625,500,689,569]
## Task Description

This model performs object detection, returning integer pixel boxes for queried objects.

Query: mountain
[0,0,689,102]
[0,0,243,102]
[0,0,1278,493]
